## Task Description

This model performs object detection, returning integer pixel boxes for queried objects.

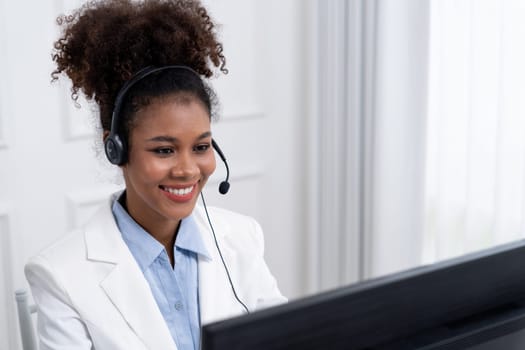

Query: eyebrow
[146,131,212,143]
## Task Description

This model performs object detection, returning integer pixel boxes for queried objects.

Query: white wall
[0,1,308,348]
[202,0,307,298]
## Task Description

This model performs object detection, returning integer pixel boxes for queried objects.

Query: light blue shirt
[112,195,210,350]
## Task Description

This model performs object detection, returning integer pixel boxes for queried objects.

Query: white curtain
[308,0,525,287]
[366,0,430,278]
[306,0,430,292]
[423,0,525,263]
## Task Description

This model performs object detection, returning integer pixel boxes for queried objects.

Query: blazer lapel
[195,207,246,325]
[84,199,178,350]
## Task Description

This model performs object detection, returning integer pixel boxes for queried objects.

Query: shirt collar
[111,193,211,271]
[175,214,210,259]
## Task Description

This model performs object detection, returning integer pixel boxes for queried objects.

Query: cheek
[142,162,170,182]
[127,155,170,183]
[201,153,217,178]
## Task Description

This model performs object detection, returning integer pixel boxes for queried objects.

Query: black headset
[104,65,230,195]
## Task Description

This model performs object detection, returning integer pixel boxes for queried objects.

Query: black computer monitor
[201,239,525,349]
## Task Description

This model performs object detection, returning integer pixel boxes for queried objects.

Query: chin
[162,202,198,221]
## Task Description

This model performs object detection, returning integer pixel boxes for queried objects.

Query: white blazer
[25,194,286,350]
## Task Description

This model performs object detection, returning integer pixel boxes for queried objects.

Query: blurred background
[2,0,525,348]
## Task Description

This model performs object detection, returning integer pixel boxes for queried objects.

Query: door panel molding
[0,206,17,350]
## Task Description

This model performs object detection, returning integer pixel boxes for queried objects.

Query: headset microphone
[212,139,230,195]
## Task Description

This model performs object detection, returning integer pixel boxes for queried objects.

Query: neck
[121,192,180,267]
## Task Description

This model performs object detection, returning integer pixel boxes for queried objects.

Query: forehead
[132,97,211,136]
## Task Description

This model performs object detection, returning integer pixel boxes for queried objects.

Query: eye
[194,143,211,153]
[153,147,174,155]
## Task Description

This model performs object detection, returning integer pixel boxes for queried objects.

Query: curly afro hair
[52,0,227,133]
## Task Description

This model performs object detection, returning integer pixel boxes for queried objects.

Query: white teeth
[164,186,193,196]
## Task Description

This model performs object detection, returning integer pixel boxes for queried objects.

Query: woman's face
[122,96,216,231]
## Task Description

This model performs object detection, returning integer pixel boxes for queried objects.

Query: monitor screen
[201,239,525,349]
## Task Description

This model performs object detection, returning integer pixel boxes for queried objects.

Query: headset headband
[109,65,202,138]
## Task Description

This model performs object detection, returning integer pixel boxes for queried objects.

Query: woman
[25,1,286,349]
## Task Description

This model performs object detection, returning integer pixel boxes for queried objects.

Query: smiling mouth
[159,185,195,196]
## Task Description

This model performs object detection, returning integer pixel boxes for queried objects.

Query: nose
[170,151,199,178]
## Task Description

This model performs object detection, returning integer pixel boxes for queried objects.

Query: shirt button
[175,302,183,311]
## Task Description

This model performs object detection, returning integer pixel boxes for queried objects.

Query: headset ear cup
[104,134,125,165]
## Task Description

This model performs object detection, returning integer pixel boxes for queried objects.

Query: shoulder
[25,194,116,279]
[26,228,86,272]
[193,205,266,255]
[24,228,86,311]
[200,206,261,228]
